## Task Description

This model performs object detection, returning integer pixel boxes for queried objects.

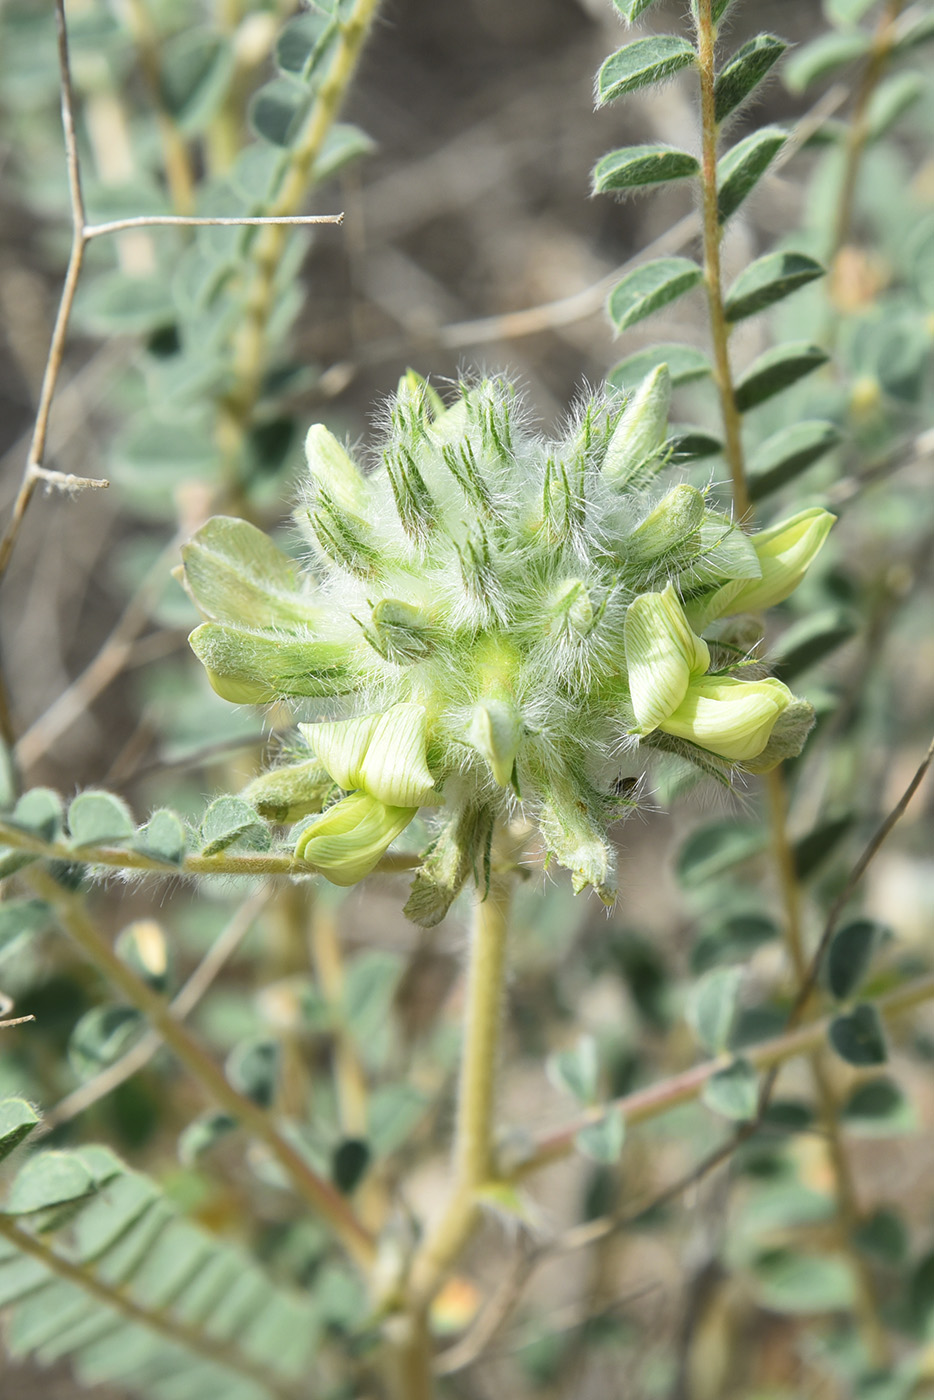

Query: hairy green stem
[694,0,750,521]
[26,867,376,1271]
[389,859,514,1398]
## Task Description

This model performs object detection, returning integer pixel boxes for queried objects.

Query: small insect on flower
[182,370,834,923]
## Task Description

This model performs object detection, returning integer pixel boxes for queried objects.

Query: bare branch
[84,212,344,238]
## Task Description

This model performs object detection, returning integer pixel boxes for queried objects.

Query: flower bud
[538,773,616,904]
[658,675,795,763]
[628,484,705,565]
[364,598,433,663]
[295,792,417,886]
[301,702,435,807]
[467,698,523,787]
[241,760,334,823]
[304,424,371,519]
[190,623,357,702]
[546,578,595,638]
[692,508,836,623]
[624,583,710,733]
[181,517,323,632]
[602,364,671,488]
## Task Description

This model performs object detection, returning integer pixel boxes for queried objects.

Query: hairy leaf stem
[26,867,376,1272]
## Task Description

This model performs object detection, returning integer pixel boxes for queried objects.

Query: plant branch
[25,866,376,1270]
[832,0,906,258]
[44,885,271,1128]
[694,0,750,520]
[0,817,420,879]
[218,0,381,501]
[84,212,344,238]
[521,965,934,1178]
[0,1215,303,1400]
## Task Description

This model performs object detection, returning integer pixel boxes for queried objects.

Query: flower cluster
[182,369,833,924]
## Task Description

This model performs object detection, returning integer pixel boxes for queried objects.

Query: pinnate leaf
[547,1035,599,1104]
[785,32,871,93]
[717,126,786,223]
[773,609,856,682]
[575,1106,625,1164]
[68,791,135,847]
[825,918,882,1001]
[734,342,829,412]
[607,257,703,331]
[10,788,64,841]
[895,11,934,54]
[249,78,310,147]
[133,808,187,866]
[200,796,268,855]
[676,818,768,888]
[609,343,711,394]
[596,36,696,106]
[69,1006,145,1081]
[592,144,700,195]
[748,421,841,501]
[0,1100,40,1162]
[714,34,787,123]
[793,813,854,880]
[829,1004,887,1067]
[612,0,661,20]
[0,899,52,954]
[7,1151,95,1214]
[686,966,743,1054]
[703,1057,758,1120]
[867,72,925,140]
[724,251,825,323]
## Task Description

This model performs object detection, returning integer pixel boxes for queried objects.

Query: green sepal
[190,622,359,701]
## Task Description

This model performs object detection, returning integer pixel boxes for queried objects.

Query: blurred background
[2,0,934,1396]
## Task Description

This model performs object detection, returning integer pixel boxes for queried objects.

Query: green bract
[183,372,834,923]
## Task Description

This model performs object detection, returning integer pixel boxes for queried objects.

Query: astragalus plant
[185,370,832,917]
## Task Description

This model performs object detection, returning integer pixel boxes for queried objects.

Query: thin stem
[0,0,87,591]
[123,0,196,213]
[26,867,376,1271]
[694,0,750,521]
[84,212,344,238]
[44,886,270,1128]
[218,0,381,501]
[831,0,906,258]
[310,902,368,1138]
[0,1216,302,1400]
